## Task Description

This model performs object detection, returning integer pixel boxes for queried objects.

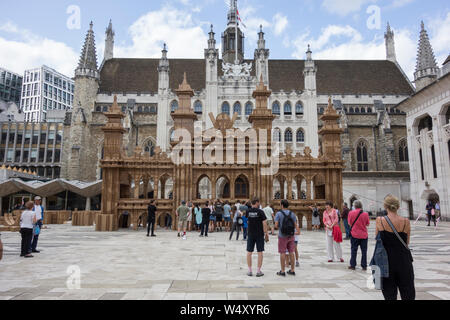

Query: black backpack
[281,210,296,236]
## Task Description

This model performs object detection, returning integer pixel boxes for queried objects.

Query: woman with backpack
[323,201,344,263]
[375,195,415,300]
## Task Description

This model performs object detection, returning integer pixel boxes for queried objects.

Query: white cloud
[273,13,288,36]
[0,22,78,77]
[321,0,378,17]
[427,12,450,65]
[115,6,208,59]
[389,0,414,9]
[290,24,418,80]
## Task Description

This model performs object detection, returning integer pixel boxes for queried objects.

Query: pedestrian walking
[176,201,189,239]
[20,201,36,258]
[376,195,415,300]
[274,200,298,276]
[323,201,344,263]
[30,196,44,253]
[246,198,269,277]
[263,204,275,235]
[348,201,370,270]
[200,202,211,237]
[229,203,242,240]
[147,200,157,237]
[426,201,436,227]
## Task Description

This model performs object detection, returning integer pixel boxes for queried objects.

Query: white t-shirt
[20,210,36,229]
[34,205,42,220]
[263,206,274,221]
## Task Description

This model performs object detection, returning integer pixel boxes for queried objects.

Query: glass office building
[0,68,23,105]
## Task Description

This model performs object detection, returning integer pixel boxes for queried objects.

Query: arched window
[273,128,281,142]
[233,102,241,115]
[144,140,155,156]
[319,108,324,114]
[355,107,360,113]
[361,108,366,113]
[296,129,305,143]
[295,102,304,115]
[221,102,230,115]
[144,106,150,113]
[121,106,126,112]
[137,106,143,113]
[96,106,101,112]
[194,101,202,114]
[245,102,253,116]
[170,129,175,142]
[285,129,293,142]
[170,100,179,113]
[418,115,433,133]
[272,101,280,115]
[150,106,156,113]
[399,139,409,162]
[349,107,354,113]
[367,107,372,113]
[356,140,369,172]
[102,106,108,112]
[284,101,292,115]
[446,107,450,124]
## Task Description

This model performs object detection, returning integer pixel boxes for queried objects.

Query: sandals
[287,270,296,276]
[277,271,286,277]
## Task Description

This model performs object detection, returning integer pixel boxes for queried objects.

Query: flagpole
[235,8,238,65]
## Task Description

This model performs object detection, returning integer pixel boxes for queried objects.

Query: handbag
[384,216,413,262]
[237,217,243,225]
[33,225,41,236]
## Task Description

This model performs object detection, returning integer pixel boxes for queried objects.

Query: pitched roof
[99,58,413,95]
[444,55,450,65]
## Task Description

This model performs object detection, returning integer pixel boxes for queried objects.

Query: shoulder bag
[384,216,413,262]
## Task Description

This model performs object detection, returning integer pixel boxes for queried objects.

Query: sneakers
[328,260,333,263]
[295,261,300,267]
[287,270,296,276]
[177,233,181,237]
[247,271,253,277]
[340,258,345,263]
[182,235,187,240]
[348,266,356,270]
[277,271,286,277]
[256,271,264,277]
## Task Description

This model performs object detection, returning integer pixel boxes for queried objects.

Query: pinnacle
[77,22,98,72]
[415,21,437,72]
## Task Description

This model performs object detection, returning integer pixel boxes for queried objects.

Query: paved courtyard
[1,220,449,300]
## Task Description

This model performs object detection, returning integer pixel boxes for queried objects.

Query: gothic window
[144,106,150,113]
[285,129,293,143]
[356,140,369,172]
[170,128,175,142]
[245,102,253,116]
[349,107,354,113]
[319,108,324,114]
[418,115,433,133]
[361,108,366,113]
[194,101,202,114]
[296,129,305,143]
[221,102,230,115]
[96,106,101,112]
[121,106,126,112]
[446,107,450,124]
[284,101,292,115]
[368,107,372,113]
[137,106,143,113]
[233,102,241,115]
[295,102,304,115]
[170,100,179,113]
[419,149,425,180]
[144,140,155,156]
[399,139,409,162]
[431,145,438,178]
[272,101,280,115]
[150,106,157,113]
[102,106,108,112]
[355,107,360,113]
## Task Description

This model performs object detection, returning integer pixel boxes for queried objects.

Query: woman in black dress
[375,195,415,300]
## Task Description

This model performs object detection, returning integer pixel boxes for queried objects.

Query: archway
[197,175,212,200]
[312,174,326,200]
[235,175,249,199]
[216,176,231,199]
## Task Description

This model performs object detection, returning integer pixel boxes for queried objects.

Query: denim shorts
[247,236,265,253]
[224,216,231,222]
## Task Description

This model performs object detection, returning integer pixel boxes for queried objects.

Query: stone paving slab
[0,221,449,300]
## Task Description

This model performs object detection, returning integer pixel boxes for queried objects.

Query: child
[242,214,248,241]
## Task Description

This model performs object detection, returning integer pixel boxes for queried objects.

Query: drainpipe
[372,125,379,171]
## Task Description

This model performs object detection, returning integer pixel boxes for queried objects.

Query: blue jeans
[350,237,368,268]
[343,218,350,238]
[243,227,248,240]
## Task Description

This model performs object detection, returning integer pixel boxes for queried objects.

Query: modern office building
[20,65,74,122]
[0,67,23,105]
[0,121,64,179]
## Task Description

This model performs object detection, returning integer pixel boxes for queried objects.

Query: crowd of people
[145,194,415,300]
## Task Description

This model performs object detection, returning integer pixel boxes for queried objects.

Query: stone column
[42,197,47,210]
[154,177,159,200]
[85,197,91,211]
[287,176,293,200]
[306,177,312,200]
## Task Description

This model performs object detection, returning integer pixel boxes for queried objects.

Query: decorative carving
[222,61,253,78]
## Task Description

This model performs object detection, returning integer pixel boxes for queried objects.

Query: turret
[104,19,114,62]
[222,0,244,64]
[158,43,170,91]
[254,25,269,84]
[303,45,317,95]
[414,21,439,90]
[385,23,397,62]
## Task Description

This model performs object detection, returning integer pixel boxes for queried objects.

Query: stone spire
[104,19,115,62]
[227,0,238,27]
[385,22,397,62]
[414,21,439,90]
[158,43,169,73]
[208,24,216,49]
[304,45,317,94]
[76,21,99,78]
[257,25,265,50]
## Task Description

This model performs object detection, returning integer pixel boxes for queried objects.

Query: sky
[0,0,449,81]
